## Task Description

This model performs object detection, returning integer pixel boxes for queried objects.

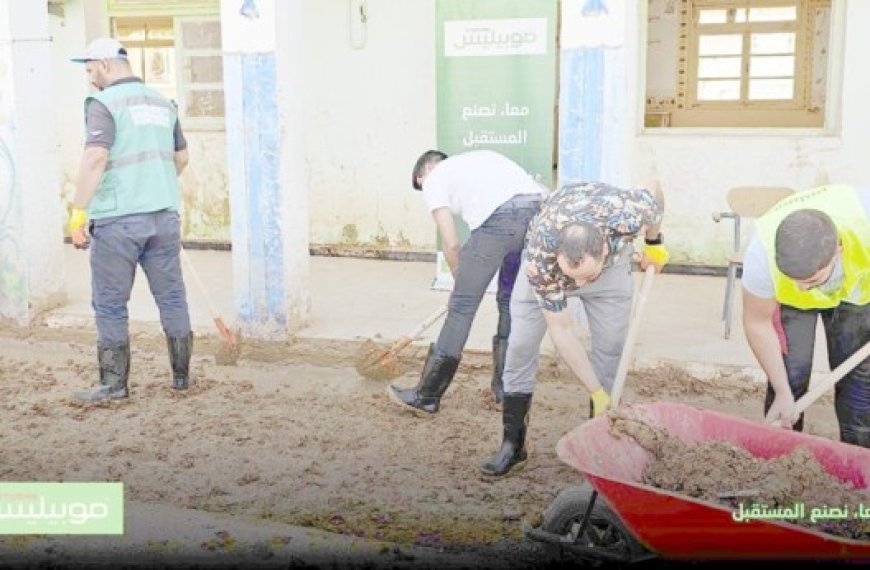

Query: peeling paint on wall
[178,132,230,241]
[0,138,28,317]
[0,63,28,322]
[340,223,359,245]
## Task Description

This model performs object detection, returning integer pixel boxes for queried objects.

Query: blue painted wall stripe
[558,47,604,186]
[241,53,285,328]
[225,51,286,330]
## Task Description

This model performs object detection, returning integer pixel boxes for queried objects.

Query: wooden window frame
[657,0,832,128]
[107,0,218,18]
[686,0,805,110]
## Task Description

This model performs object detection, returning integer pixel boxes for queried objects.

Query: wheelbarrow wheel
[540,483,649,564]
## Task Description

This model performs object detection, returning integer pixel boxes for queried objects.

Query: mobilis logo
[444,18,548,57]
[0,483,123,535]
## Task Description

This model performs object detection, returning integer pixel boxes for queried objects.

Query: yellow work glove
[69,208,91,250]
[69,208,88,234]
[590,387,611,418]
[641,243,670,271]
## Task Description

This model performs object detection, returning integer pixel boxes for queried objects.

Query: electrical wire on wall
[348,0,368,49]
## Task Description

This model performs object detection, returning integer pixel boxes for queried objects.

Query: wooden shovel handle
[383,305,448,357]
[180,247,219,318]
[610,266,656,408]
[793,340,870,416]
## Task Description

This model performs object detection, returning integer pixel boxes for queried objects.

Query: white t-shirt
[421,150,545,230]
[742,187,870,301]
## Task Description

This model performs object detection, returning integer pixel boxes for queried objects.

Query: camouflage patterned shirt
[525,182,662,312]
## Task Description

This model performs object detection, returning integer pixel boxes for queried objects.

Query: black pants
[764,301,870,447]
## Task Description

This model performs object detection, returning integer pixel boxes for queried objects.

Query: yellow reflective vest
[756,185,870,309]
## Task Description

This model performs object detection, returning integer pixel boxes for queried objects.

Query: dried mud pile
[609,410,870,539]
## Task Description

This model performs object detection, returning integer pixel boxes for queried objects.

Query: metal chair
[713,186,794,339]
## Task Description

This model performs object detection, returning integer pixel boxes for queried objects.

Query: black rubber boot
[481,393,532,476]
[387,343,460,414]
[167,332,193,390]
[73,343,130,402]
[491,335,508,404]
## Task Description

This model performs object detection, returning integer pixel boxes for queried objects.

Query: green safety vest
[756,185,870,309]
[86,81,179,219]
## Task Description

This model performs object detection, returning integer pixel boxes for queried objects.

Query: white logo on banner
[444,18,548,57]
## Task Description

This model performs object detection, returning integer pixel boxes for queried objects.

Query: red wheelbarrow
[524,402,870,562]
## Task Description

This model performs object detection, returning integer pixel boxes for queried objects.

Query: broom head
[355,339,404,380]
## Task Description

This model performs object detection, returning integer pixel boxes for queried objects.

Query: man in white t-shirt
[742,185,870,447]
[387,150,545,414]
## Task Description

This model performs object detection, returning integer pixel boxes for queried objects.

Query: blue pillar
[222,0,310,340]
[559,48,605,184]
[558,0,630,188]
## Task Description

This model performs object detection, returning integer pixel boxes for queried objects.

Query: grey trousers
[502,249,634,394]
[434,195,541,358]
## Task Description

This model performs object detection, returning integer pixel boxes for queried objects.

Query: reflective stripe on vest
[86,82,179,219]
[756,185,870,309]
[106,150,177,172]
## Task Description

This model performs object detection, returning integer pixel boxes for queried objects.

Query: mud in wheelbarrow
[525,402,870,562]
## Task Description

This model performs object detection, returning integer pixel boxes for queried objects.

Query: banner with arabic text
[433,0,557,290]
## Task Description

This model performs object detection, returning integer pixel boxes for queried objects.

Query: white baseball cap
[70,37,128,63]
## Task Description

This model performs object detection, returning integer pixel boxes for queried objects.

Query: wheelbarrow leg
[575,489,599,541]
[525,483,654,563]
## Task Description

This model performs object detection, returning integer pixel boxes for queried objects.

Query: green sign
[433,0,557,288]
[0,482,124,535]
[436,0,557,184]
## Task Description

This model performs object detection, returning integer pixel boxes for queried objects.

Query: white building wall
[0,0,66,321]
[44,0,870,266]
[299,0,438,251]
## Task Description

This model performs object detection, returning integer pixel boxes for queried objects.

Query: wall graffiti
[0,136,27,321]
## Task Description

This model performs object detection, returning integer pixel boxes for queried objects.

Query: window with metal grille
[112,15,224,131]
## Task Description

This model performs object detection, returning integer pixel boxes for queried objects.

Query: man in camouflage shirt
[481,181,669,477]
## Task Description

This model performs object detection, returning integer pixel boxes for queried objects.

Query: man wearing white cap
[68,37,193,401]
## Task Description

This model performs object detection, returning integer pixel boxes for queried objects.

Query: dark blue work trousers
[765,301,870,447]
[89,211,191,346]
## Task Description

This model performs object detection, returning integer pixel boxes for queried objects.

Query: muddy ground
[0,324,841,567]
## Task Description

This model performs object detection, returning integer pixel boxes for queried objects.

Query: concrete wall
[177,131,229,241]
[299,0,438,251]
[50,0,108,209]
[1,0,65,323]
